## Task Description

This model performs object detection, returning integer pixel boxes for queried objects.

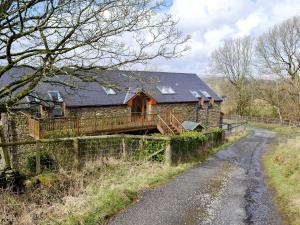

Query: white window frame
[26,93,40,103]
[189,90,201,98]
[102,86,116,95]
[200,90,211,98]
[156,85,176,94]
[48,91,63,102]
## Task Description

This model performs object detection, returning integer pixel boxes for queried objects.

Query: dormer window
[156,86,176,94]
[48,91,63,102]
[190,90,201,98]
[102,86,116,95]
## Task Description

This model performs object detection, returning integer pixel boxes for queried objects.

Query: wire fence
[224,115,300,127]
[1,135,169,176]
[0,130,226,225]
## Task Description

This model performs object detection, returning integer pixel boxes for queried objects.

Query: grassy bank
[250,122,300,225]
[0,131,248,225]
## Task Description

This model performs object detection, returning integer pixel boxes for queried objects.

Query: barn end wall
[153,102,221,127]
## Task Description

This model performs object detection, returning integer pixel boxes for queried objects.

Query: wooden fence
[28,113,184,139]
[0,130,225,174]
[224,115,300,127]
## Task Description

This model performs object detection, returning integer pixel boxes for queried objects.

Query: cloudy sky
[147,0,300,76]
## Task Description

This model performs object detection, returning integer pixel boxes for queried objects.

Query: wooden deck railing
[170,113,185,133]
[28,113,169,139]
[157,115,174,135]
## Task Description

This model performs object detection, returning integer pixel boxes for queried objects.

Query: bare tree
[210,37,253,115]
[0,0,189,112]
[256,16,300,120]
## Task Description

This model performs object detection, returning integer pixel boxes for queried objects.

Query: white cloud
[146,0,300,76]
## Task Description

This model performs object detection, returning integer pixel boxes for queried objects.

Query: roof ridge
[109,69,198,76]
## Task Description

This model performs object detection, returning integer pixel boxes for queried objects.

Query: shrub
[27,152,55,173]
[170,128,223,163]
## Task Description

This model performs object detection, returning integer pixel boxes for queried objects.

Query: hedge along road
[109,128,285,225]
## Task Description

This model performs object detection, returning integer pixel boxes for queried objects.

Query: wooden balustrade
[28,113,163,139]
[170,113,185,133]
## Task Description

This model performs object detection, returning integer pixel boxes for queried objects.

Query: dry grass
[263,139,300,225]
[0,160,193,225]
[0,131,248,225]
[261,125,300,225]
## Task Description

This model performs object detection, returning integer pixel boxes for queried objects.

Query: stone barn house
[0,67,222,142]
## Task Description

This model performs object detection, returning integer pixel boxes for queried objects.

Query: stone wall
[66,105,131,118]
[0,111,33,169]
[152,102,197,121]
[152,102,221,127]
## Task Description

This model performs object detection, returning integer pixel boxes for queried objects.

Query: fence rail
[0,129,225,175]
[224,115,300,127]
[28,113,184,139]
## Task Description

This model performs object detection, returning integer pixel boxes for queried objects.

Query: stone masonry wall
[152,102,221,127]
[66,105,131,118]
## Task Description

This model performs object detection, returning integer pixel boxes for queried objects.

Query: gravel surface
[109,128,284,225]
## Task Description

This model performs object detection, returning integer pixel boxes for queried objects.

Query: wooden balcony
[28,113,183,139]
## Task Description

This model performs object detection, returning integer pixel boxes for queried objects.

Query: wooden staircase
[156,114,184,135]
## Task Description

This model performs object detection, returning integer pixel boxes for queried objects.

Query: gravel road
[109,128,284,225]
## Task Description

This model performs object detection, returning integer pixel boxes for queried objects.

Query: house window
[189,90,201,98]
[52,105,64,117]
[200,90,211,98]
[26,93,40,103]
[48,91,63,102]
[102,86,116,95]
[156,86,176,94]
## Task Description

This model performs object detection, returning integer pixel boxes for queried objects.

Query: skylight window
[102,86,116,95]
[48,91,63,102]
[157,86,176,94]
[200,90,211,98]
[189,90,201,98]
[26,93,40,103]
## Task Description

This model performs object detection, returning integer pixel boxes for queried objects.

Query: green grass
[251,122,300,225]
[46,161,194,225]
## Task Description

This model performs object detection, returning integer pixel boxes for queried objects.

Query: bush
[135,140,166,162]
[170,129,223,163]
[27,152,55,173]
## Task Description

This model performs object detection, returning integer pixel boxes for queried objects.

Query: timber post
[165,140,172,166]
[35,143,41,175]
[73,138,81,170]
[122,137,127,160]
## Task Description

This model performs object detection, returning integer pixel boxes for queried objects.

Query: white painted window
[200,90,211,98]
[156,86,176,94]
[26,93,40,103]
[102,86,116,95]
[48,91,63,102]
[189,90,201,98]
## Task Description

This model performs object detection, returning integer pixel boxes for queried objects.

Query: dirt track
[109,128,284,225]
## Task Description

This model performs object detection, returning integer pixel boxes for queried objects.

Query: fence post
[35,144,41,175]
[0,127,11,169]
[165,140,172,166]
[73,138,81,170]
[122,137,127,160]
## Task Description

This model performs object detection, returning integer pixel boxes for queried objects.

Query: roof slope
[0,67,222,108]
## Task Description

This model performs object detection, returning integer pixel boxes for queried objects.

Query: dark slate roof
[0,66,222,108]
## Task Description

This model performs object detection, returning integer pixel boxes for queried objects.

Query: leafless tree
[256,16,300,120]
[0,0,189,112]
[210,36,253,115]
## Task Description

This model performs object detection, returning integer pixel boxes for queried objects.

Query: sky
[146,0,300,76]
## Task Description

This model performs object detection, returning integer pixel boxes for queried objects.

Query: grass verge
[250,122,300,225]
[0,131,248,225]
